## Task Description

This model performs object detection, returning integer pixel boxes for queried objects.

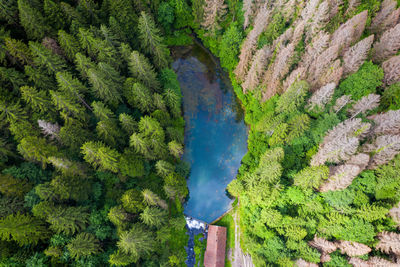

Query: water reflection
[172,43,248,223]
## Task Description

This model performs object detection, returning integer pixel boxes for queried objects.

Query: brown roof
[204,225,227,267]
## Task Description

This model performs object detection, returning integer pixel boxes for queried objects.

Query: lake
[172,43,248,223]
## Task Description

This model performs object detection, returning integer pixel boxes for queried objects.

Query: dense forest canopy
[1,0,400,266]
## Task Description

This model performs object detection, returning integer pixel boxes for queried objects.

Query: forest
[1,0,400,266]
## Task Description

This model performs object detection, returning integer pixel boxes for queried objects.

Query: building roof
[204,225,227,267]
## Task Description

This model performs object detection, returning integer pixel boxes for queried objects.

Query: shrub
[338,61,383,100]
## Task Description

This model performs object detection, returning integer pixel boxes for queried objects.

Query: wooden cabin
[204,225,227,267]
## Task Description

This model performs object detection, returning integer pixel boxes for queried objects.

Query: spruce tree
[17,0,51,40]
[4,37,33,65]
[117,224,156,259]
[29,41,67,74]
[17,136,58,168]
[0,213,49,246]
[0,0,18,24]
[128,51,160,90]
[67,232,101,259]
[57,30,81,62]
[20,85,51,113]
[46,205,89,235]
[43,0,66,30]
[138,11,170,69]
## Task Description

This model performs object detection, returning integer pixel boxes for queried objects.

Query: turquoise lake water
[172,44,248,223]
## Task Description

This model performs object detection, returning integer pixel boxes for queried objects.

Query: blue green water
[172,44,248,223]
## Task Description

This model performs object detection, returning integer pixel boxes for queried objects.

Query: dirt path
[232,202,254,267]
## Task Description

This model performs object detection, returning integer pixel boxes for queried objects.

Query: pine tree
[50,90,86,120]
[20,85,51,113]
[342,35,374,76]
[77,27,98,58]
[123,82,154,113]
[43,0,66,30]
[67,232,101,259]
[117,224,156,260]
[0,213,49,246]
[164,88,181,116]
[140,207,167,228]
[128,51,160,90]
[56,72,90,109]
[0,0,18,24]
[142,189,168,210]
[0,100,27,123]
[57,30,81,62]
[0,173,31,197]
[119,113,137,135]
[168,140,183,158]
[155,160,175,177]
[108,205,130,228]
[376,231,400,255]
[24,65,56,90]
[372,23,400,63]
[369,0,400,34]
[311,118,371,166]
[81,141,121,172]
[87,63,123,107]
[121,189,145,214]
[382,55,400,86]
[17,0,51,40]
[47,205,89,235]
[4,37,33,65]
[138,11,170,69]
[29,41,67,74]
[275,81,309,114]
[38,120,60,140]
[74,53,95,79]
[293,166,329,190]
[17,136,58,168]
[201,0,227,34]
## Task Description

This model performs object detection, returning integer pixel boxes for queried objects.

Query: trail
[232,202,254,267]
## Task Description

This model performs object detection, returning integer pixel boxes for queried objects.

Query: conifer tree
[201,0,227,34]
[0,173,31,198]
[57,30,81,62]
[81,141,121,172]
[24,65,56,90]
[0,0,18,24]
[117,224,156,260]
[87,63,123,107]
[119,113,137,135]
[0,213,49,246]
[17,0,51,40]
[123,82,154,113]
[4,37,33,65]
[56,72,90,109]
[29,42,67,74]
[43,0,66,30]
[20,86,51,113]
[46,205,89,235]
[128,51,160,90]
[121,189,145,214]
[140,207,167,228]
[17,136,58,168]
[67,232,101,259]
[138,11,170,69]
[74,53,95,78]
[50,90,86,120]
[142,189,168,210]
[0,100,27,123]
[168,140,183,158]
